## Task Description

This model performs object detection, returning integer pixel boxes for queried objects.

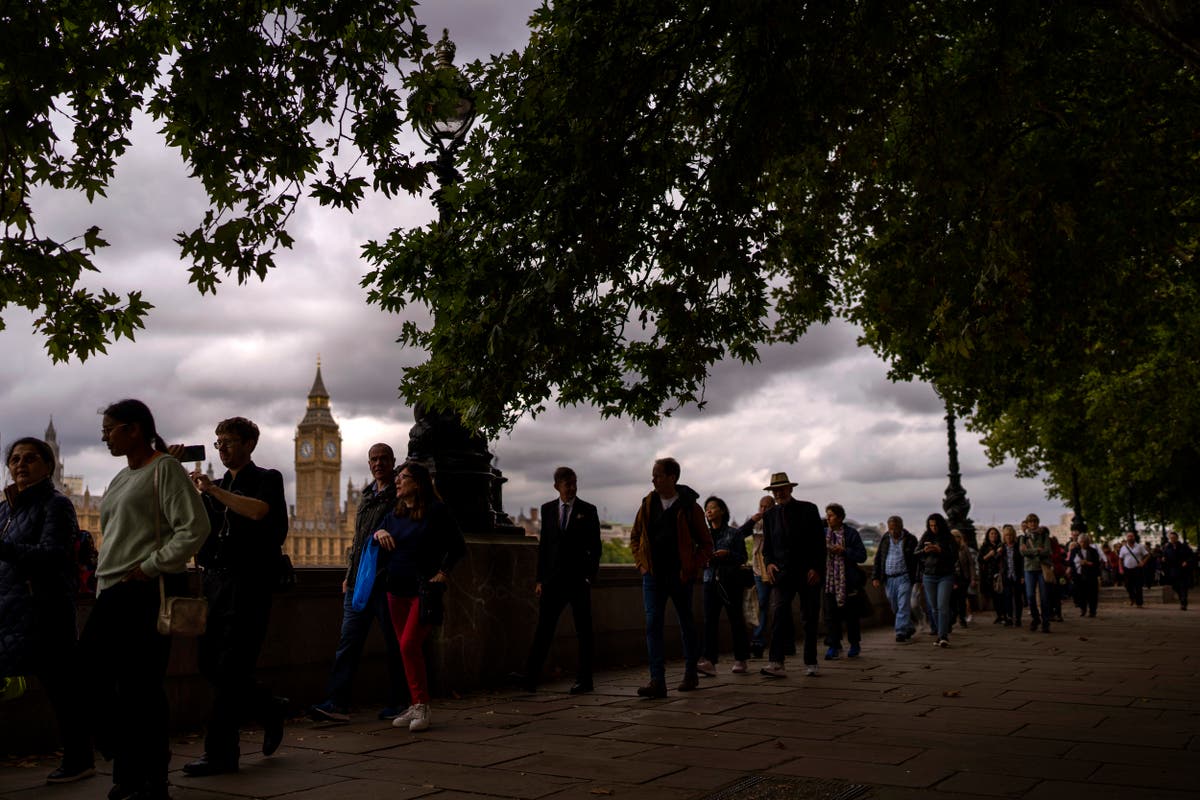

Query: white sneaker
[696,658,716,676]
[731,660,748,674]
[408,703,431,732]
[760,662,786,678]
[805,664,819,677]
[391,705,417,727]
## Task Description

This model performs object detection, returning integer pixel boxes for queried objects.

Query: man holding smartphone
[176,417,290,777]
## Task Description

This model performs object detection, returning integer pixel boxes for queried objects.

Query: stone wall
[3,534,916,754]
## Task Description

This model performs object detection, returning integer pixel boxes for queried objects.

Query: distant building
[286,360,363,567]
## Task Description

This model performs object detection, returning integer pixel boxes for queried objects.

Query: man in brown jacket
[629,457,713,698]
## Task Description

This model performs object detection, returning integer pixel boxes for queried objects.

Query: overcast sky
[1,1,1070,529]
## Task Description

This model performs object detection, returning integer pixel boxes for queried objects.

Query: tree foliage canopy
[1,0,435,359]
[365,0,1200,530]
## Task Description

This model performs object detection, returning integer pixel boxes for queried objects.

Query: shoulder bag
[154,458,208,637]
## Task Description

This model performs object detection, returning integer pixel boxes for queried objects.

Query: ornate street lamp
[942,400,977,549]
[404,30,516,534]
[410,30,478,206]
[1070,469,1087,535]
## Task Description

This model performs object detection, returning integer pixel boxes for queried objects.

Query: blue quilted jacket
[0,480,79,675]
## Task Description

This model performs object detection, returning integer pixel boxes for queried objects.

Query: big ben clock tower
[295,359,343,523]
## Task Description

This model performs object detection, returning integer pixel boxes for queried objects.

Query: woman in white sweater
[81,399,209,800]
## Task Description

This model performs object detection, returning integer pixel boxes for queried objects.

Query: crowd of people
[2,418,1195,799]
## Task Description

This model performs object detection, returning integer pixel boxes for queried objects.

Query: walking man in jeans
[872,516,919,642]
[309,443,408,722]
[629,458,713,698]
[1019,515,1052,633]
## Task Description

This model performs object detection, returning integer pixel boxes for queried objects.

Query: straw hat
[763,472,798,491]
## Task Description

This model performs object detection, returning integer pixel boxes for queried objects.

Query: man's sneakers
[308,701,350,723]
[760,662,787,678]
[805,664,819,677]
[677,673,700,692]
[391,705,419,727]
[731,660,748,674]
[695,658,716,676]
[847,643,861,658]
[936,638,950,648]
[824,646,841,661]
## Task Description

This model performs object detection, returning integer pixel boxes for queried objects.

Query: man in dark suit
[759,472,826,678]
[517,466,602,694]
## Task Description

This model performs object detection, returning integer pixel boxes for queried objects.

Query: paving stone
[934,770,1040,796]
[1023,779,1200,800]
[1063,741,1189,768]
[486,731,646,759]
[323,758,578,798]
[743,737,923,765]
[627,743,792,772]
[714,717,858,742]
[768,755,952,788]
[262,777,438,800]
[495,752,681,783]
[596,722,773,750]
[372,739,536,767]
[168,762,349,797]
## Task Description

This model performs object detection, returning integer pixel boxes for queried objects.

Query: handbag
[738,566,756,590]
[418,580,446,626]
[153,458,208,637]
[993,571,1004,594]
[351,538,380,612]
[1041,562,1055,584]
[0,676,27,702]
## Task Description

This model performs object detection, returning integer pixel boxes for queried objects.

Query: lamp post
[942,400,977,549]
[406,30,515,534]
[1070,469,1087,535]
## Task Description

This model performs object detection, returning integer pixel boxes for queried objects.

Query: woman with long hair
[978,526,1004,624]
[919,513,957,647]
[373,461,465,733]
[1,438,91,783]
[83,399,210,800]
[696,496,751,676]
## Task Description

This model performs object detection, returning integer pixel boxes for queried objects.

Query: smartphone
[177,444,206,462]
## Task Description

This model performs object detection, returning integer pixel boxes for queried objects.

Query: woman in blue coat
[696,496,750,675]
[0,437,91,784]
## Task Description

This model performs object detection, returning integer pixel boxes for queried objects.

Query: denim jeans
[324,583,407,709]
[751,575,772,648]
[642,572,699,683]
[1024,570,1049,628]
[885,575,913,636]
[922,573,954,640]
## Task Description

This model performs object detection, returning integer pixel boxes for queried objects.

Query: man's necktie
[561,503,569,531]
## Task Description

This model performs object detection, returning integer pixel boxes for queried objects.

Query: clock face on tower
[300,440,313,458]
[324,440,338,459]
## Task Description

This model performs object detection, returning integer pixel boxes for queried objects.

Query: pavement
[2,592,1197,800]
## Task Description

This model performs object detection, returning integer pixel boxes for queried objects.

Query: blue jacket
[0,480,79,674]
[702,523,749,583]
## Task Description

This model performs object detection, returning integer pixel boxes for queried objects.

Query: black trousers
[1172,577,1190,608]
[199,571,276,762]
[1075,574,1099,615]
[32,617,91,770]
[524,579,593,683]
[702,578,749,662]
[1125,568,1145,606]
[81,576,178,792]
[822,591,861,648]
[768,579,822,666]
[1001,577,1024,623]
